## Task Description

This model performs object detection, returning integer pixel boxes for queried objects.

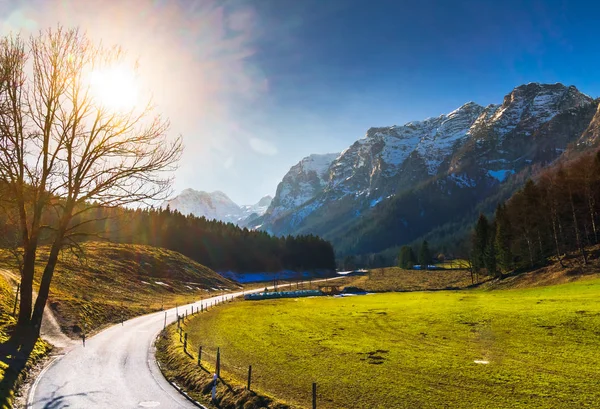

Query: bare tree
[0,27,182,342]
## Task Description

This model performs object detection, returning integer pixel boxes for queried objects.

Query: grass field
[435,259,471,269]
[181,277,600,409]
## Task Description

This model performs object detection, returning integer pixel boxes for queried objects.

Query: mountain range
[168,83,600,260]
[162,189,272,225]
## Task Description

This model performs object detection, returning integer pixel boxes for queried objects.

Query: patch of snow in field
[140,281,150,285]
[155,281,170,287]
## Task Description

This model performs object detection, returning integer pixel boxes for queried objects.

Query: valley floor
[165,273,600,408]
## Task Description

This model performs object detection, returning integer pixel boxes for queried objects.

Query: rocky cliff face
[260,83,597,255]
[261,153,339,223]
[578,101,600,147]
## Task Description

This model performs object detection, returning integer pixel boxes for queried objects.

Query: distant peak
[305,152,340,160]
[448,101,484,115]
[512,82,570,93]
[181,188,200,194]
[257,195,273,206]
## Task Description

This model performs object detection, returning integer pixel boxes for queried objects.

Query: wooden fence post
[198,346,202,366]
[247,365,252,390]
[12,282,20,317]
[312,382,317,409]
[216,347,221,378]
[184,333,188,353]
[164,311,167,329]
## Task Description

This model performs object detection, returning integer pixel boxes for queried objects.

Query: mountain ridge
[256,83,598,258]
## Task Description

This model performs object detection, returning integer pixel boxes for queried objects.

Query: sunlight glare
[89,65,139,111]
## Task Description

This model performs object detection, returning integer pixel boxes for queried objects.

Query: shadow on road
[35,381,102,409]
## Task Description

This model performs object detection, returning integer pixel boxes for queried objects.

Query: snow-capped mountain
[259,83,598,255]
[163,189,272,226]
[261,153,339,223]
[240,195,273,218]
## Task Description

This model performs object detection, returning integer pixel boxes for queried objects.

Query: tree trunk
[588,195,597,244]
[551,214,564,268]
[30,241,62,336]
[525,234,534,268]
[568,186,587,265]
[16,246,36,330]
[536,229,544,263]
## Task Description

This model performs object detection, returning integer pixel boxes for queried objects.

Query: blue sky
[1,0,599,204]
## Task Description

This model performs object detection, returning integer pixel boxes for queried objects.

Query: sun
[89,65,139,111]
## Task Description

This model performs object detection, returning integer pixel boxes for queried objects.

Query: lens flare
[89,65,138,111]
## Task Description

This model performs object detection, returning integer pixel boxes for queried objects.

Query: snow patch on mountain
[487,169,515,182]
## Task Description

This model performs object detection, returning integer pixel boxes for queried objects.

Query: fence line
[171,297,320,408]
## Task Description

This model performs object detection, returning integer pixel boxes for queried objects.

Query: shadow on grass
[0,333,37,408]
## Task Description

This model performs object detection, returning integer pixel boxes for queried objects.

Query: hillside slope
[0,242,238,338]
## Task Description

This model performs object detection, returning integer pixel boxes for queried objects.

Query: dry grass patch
[342,267,474,292]
[0,241,238,338]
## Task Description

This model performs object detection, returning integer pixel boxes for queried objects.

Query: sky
[1,0,599,205]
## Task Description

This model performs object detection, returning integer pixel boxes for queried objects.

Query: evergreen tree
[343,255,357,270]
[418,240,431,270]
[398,245,416,269]
[485,220,497,277]
[494,204,513,274]
[472,214,490,272]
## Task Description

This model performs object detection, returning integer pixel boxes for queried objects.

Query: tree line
[99,206,336,273]
[0,200,337,274]
[471,151,600,276]
[398,241,432,269]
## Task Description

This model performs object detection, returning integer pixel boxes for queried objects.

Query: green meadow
[185,278,600,409]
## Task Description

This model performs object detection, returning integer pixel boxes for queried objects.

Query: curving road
[28,295,220,409]
[29,278,341,409]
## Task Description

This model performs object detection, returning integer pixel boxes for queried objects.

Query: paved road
[29,278,342,409]
[29,295,219,409]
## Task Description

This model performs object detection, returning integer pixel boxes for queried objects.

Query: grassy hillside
[0,241,238,337]
[171,278,600,409]
[338,267,475,292]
